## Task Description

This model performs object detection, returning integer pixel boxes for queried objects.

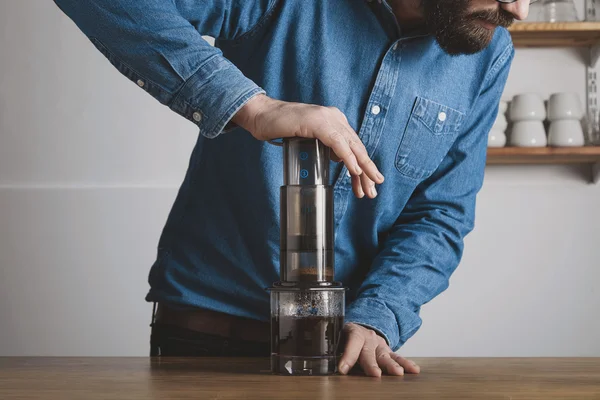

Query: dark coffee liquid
[272,316,343,357]
[295,268,333,282]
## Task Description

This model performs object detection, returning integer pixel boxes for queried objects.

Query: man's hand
[232,94,384,199]
[338,323,420,377]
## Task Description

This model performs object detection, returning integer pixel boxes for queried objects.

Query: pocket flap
[413,97,465,135]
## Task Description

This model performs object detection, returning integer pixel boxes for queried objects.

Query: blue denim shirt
[54,0,514,351]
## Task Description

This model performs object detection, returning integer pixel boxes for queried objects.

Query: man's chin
[435,30,495,56]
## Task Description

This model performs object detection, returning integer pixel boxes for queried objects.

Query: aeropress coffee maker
[268,138,346,376]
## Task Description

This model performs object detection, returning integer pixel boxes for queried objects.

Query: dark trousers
[150,316,270,357]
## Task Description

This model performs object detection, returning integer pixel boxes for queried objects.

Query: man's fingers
[391,353,421,374]
[360,172,377,199]
[376,346,404,376]
[334,116,376,182]
[348,139,384,184]
[320,129,362,176]
[352,174,364,198]
[310,110,385,185]
[338,327,365,375]
[359,341,382,377]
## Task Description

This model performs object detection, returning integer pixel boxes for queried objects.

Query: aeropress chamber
[268,138,346,376]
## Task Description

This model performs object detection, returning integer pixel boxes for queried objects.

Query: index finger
[338,326,365,375]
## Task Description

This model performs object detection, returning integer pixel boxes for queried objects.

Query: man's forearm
[345,206,470,351]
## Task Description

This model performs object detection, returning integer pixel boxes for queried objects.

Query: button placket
[332,40,402,226]
[333,191,346,224]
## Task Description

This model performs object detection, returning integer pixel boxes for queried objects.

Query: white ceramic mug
[548,120,585,147]
[493,113,508,132]
[509,93,546,121]
[488,128,507,147]
[547,92,583,121]
[510,120,548,147]
[498,100,509,114]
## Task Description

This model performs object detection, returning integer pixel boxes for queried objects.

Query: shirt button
[346,169,351,177]
[193,112,202,122]
[136,79,145,88]
[371,105,381,115]
[438,112,447,122]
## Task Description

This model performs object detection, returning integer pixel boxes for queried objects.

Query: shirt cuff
[345,298,422,352]
[169,55,265,139]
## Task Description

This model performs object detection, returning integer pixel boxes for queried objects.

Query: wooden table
[1,357,599,399]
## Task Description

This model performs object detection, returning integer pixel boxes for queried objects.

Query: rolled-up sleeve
[53,0,276,138]
[345,43,515,351]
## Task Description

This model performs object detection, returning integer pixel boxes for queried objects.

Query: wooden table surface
[1,357,599,399]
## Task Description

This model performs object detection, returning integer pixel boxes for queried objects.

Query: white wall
[1,1,598,357]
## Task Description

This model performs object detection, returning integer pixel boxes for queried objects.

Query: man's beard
[422,0,515,55]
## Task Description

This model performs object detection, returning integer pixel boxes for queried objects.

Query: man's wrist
[231,93,270,133]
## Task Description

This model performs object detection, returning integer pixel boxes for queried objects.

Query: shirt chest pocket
[395,97,465,181]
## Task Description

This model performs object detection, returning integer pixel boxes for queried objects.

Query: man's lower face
[423,0,515,55]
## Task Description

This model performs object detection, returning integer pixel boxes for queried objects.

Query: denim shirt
[54,0,514,351]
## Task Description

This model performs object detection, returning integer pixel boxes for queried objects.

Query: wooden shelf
[508,22,600,47]
[487,147,600,183]
[501,23,600,182]
[487,146,600,164]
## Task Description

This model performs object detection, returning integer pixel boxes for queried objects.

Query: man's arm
[52,0,384,194]
[341,43,515,370]
[53,0,275,139]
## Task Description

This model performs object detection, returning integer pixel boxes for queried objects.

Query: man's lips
[476,19,497,30]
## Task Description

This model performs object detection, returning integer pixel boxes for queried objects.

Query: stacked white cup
[509,93,547,147]
[547,92,585,147]
[488,101,508,147]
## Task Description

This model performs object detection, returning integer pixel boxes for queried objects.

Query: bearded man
[53,0,530,376]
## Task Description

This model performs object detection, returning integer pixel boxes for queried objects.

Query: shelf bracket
[588,0,600,149]
[587,0,598,21]
[587,47,600,146]
[591,43,600,68]
[593,163,600,184]
[587,0,600,64]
